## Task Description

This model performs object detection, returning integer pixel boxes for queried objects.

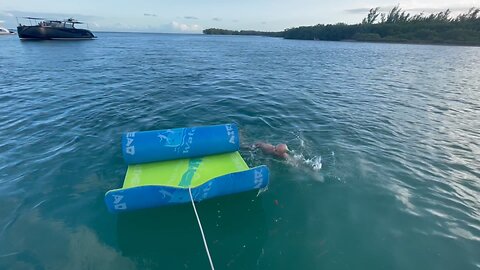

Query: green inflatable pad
[105,151,269,212]
[123,152,249,189]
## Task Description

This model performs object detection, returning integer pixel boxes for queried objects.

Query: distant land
[203,6,480,46]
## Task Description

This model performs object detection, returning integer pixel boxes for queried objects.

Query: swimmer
[253,142,290,159]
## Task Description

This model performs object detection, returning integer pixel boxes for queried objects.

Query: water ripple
[0,34,479,269]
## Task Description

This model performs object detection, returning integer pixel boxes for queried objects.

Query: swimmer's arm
[240,144,256,150]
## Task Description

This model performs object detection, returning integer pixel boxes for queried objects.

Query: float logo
[181,128,196,154]
[226,124,236,144]
[113,195,127,210]
[125,132,135,155]
[254,169,264,188]
[157,129,184,147]
[179,158,202,187]
[200,182,213,200]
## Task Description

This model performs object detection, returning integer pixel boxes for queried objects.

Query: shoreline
[334,38,480,48]
[202,33,480,47]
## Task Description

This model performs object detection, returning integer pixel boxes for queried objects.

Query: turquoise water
[0,33,479,269]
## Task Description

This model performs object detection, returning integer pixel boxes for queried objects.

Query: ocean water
[0,32,479,269]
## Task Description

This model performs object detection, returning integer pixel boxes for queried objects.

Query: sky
[0,0,478,33]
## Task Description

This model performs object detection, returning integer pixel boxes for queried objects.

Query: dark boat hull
[17,26,95,40]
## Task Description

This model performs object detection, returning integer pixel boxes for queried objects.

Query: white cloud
[346,4,475,15]
[170,21,201,32]
[0,11,14,17]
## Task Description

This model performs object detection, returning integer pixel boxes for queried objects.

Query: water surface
[0,33,479,269]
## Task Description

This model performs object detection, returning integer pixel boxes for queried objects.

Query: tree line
[203,6,480,46]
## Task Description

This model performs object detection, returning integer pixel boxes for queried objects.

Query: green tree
[362,7,380,24]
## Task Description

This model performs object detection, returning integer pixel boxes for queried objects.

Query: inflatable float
[105,123,270,213]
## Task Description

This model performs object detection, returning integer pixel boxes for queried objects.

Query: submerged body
[254,142,290,159]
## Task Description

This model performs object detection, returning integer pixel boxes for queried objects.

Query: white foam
[305,156,322,171]
[288,152,322,171]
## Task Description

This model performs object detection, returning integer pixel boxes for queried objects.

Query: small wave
[288,151,322,171]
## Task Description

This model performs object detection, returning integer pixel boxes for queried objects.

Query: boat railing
[17,17,87,29]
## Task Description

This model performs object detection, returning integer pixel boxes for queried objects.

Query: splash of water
[288,152,322,171]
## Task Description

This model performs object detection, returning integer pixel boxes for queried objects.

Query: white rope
[189,188,215,270]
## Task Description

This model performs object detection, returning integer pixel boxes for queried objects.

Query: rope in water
[188,188,215,270]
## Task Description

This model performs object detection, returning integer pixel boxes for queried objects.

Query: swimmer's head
[275,144,289,154]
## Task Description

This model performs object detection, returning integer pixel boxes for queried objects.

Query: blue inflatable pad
[105,165,269,212]
[122,123,239,164]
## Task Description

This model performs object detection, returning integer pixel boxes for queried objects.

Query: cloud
[0,11,14,17]
[345,8,372,14]
[3,10,99,21]
[345,6,474,15]
[144,13,157,17]
[212,17,221,21]
[406,7,473,13]
[170,21,201,32]
[184,16,198,20]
